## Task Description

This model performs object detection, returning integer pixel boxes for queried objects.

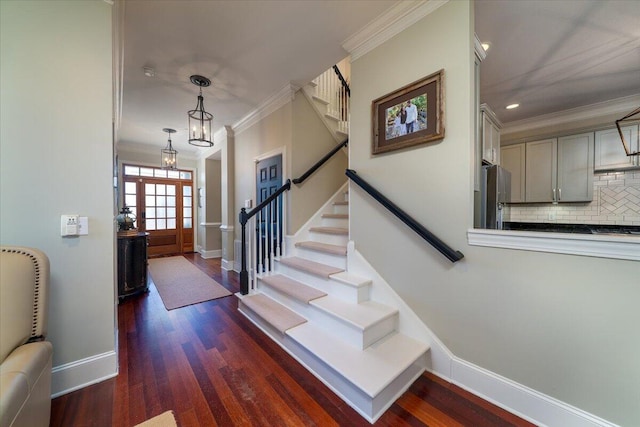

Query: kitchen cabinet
[481,104,501,165]
[500,143,526,203]
[594,125,639,171]
[525,133,594,203]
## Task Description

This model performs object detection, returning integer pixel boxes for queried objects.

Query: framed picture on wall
[372,69,445,155]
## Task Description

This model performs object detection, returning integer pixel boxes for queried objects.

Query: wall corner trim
[343,0,449,61]
[51,351,117,398]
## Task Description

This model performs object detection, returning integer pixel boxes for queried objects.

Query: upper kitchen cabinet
[481,103,501,165]
[525,132,594,203]
[500,143,525,203]
[557,132,594,202]
[594,125,639,171]
[525,138,557,202]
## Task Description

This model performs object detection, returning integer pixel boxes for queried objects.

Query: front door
[123,165,194,256]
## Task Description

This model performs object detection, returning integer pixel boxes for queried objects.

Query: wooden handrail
[292,139,348,185]
[345,169,464,263]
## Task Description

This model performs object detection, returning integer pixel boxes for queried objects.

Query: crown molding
[343,0,449,61]
[474,34,487,62]
[502,94,640,138]
[232,83,299,136]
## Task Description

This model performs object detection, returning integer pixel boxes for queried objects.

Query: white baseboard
[51,351,117,398]
[198,248,222,259]
[221,258,234,271]
[445,357,619,427]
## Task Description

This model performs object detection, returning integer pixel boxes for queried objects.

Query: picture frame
[372,69,445,155]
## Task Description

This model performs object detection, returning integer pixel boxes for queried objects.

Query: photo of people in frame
[385,94,427,140]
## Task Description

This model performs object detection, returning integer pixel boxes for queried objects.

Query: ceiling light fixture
[481,42,490,51]
[143,67,156,77]
[187,75,213,147]
[506,103,520,110]
[161,128,178,169]
[616,106,640,156]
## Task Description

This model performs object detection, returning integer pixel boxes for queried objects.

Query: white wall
[1,1,116,394]
[349,2,639,426]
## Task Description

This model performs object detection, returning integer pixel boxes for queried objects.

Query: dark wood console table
[117,232,149,300]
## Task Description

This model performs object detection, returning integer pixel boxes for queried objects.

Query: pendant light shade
[188,75,213,147]
[161,128,178,169]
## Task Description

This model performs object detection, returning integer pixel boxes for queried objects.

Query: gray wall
[1,0,116,393]
[349,2,639,425]
[290,93,348,233]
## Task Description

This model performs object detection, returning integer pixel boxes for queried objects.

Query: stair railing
[239,138,350,295]
[313,64,350,134]
[345,169,464,263]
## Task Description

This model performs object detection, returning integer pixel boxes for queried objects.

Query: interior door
[255,155,282,266]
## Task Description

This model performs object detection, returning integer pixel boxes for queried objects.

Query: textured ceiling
[118,0,640,156]
[475,0,640,124]
[117,0,397,155]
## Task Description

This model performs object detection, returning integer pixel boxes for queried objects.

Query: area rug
[134,410,177,427]
[148,256,231,310]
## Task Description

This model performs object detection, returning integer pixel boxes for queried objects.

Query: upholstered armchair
[0,246,53,427]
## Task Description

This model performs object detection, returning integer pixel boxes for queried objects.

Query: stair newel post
[239,208,249,295]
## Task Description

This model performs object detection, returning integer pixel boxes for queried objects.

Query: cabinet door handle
[552,188,556,201]
[558,188,561,201]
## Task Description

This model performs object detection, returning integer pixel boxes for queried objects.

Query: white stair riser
[306,304,398,350]
[286,330,429,423]
[321,217,349,228]
[333,204,349,215]
[293,246,347,269]
[309,231,348,246]
[274,263,367,303]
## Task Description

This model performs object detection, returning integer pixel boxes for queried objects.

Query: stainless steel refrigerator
[481,165,511,229]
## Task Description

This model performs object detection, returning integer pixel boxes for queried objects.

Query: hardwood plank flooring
[50,254,536,427]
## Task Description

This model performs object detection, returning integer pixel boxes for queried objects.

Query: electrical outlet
[548,211,557,221]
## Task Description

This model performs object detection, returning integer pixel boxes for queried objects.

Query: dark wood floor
[51,254,535,427]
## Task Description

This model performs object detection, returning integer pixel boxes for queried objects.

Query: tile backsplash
[506,170,640,225]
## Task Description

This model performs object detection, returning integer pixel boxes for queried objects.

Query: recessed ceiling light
[481,42,490,51]
[506,103,520,110]
[143,67,156,77]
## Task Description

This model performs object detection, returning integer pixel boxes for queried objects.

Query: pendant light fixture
[161,128,178,169]
[188,75,213,147]
[616,106,640,156]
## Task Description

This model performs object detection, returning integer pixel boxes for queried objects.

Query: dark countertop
[503,222,640,235]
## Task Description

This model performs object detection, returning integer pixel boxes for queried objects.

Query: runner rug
[148,256,231,310]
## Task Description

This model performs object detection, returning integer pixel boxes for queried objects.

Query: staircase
[237,188,430,423]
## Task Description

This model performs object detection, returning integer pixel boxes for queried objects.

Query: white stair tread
[287,323,429,398]
[329,271,372,288]
[295,241,347,256]
[310,296,397,331]
[241,293,307,334]
[278,256,344,278]
[310,226,348,235]
[325,113,340,122]
[321,213,348,219]
[260,274,326,303]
